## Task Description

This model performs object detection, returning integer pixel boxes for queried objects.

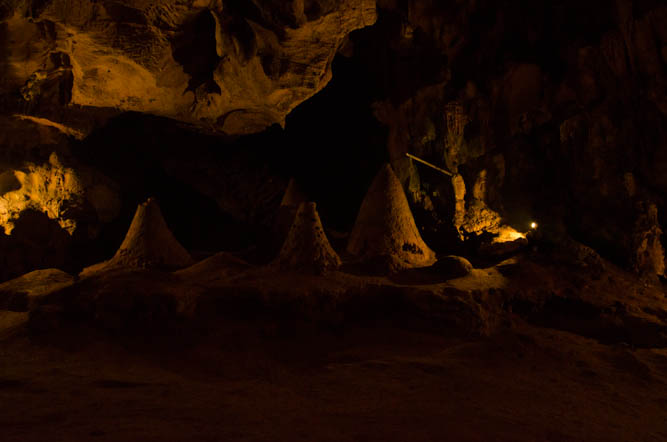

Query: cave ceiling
[0,0,377,136]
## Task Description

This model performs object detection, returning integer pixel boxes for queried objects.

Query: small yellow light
[530,222,538,229]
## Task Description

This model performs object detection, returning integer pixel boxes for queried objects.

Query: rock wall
[361,0,667,272]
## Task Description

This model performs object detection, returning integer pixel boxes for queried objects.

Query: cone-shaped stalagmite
[274,202,341,274]
[280,178,308,208]
[347,164,436,270]
[108,198,194,270]
[274,178,308,249]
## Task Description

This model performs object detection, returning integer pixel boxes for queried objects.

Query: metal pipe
[405,153,454,176]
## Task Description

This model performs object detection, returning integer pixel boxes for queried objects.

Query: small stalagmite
[108,198,194,270]
[280,178,308,208]
[274,178,308,247]
[274,202,341,274]
[347,163,436,270]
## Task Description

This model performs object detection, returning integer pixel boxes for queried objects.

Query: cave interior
[1,1,667,441]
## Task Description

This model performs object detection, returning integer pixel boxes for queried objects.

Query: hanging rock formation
[0,0,377,136]
[274,202,341,274]
[347,164,436,271]
[107,198,193,271]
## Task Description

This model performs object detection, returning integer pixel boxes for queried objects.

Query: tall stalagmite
[108,198,193,270]
[347,164,436,270]
[274,202,341,274]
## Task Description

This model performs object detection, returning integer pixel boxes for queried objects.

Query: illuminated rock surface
[347,164,436,271]
[0,115,120,236]
[0,0,377,136]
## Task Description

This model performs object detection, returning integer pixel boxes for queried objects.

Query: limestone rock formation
[0,0,377,136]
[107,198,193,271]
[274,202,341,274]
[0,151,88,235]
[364,1,667,270]
[431,255,473,279]
[0,268,74,311]
[274,177,307,248]
[280,178,308,209]
[631,202,665,279]
[347,164,436,270]
[0,0,665,283]
[0,115,121,236]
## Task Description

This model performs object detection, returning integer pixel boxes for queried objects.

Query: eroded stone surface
[273,201,341,274]
[369,1,667,274]
[0,0,377,135]
[0,115,120,237]
[101,198,193,271]
[0,268,74,311]
[347,164,436,270]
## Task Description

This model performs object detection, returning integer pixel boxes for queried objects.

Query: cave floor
[1,313,666,442]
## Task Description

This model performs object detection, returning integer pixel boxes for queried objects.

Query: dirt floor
[1,311,666,442]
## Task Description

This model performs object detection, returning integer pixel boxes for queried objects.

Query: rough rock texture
[347,164,436,270]
[1,108,292,280]
[631,201,665,279]
[0,268,74,311]
[0,113,122,281]
[0,115,120,236]
[273,201,341,274]
[430,255,473,279]
[1,151,84,234]
[104,197,193,270]
[359,0,667,274]
[7,238,666,350]
[16,247,510,337]
[0,0,377,135]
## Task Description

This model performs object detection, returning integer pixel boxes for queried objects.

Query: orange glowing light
[493,226,527,243]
